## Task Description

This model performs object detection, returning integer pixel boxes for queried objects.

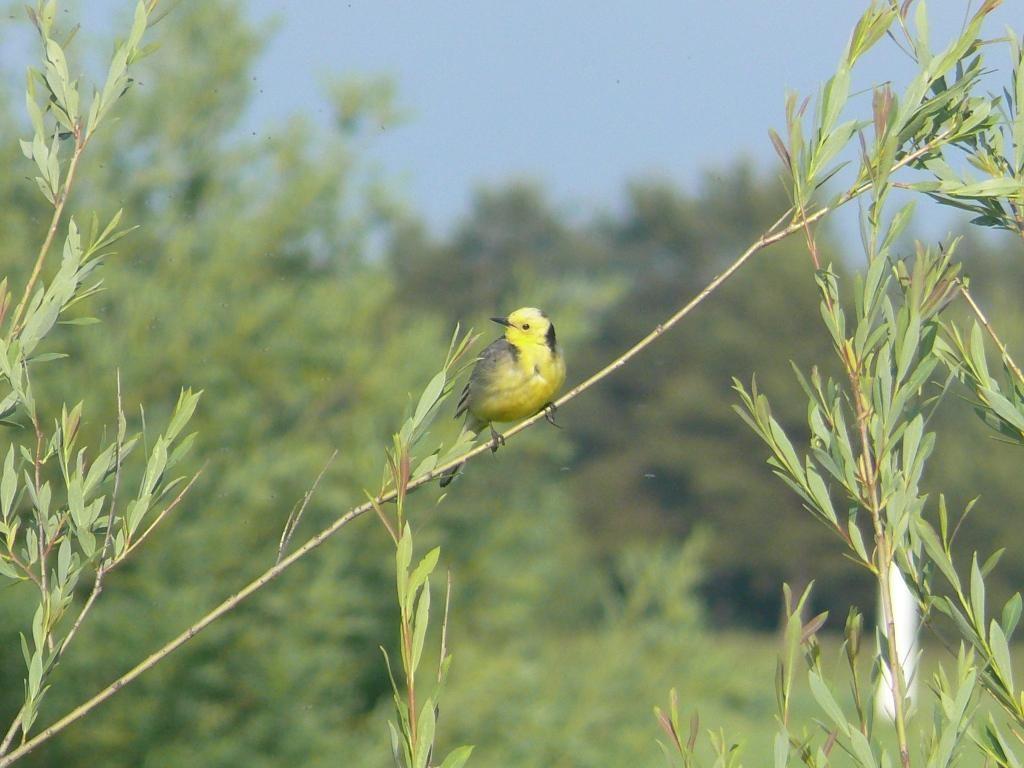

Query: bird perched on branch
[440,307,566,487]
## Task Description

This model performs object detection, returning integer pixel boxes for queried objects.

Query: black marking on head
[508,340,520,361]
[534,364,541,375]
[545,322,557,351]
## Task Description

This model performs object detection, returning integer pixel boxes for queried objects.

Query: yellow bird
[440,307,566,487]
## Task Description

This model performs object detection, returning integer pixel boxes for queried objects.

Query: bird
[439,307,566,488]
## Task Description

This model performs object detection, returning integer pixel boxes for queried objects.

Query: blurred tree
[566,170,857,625]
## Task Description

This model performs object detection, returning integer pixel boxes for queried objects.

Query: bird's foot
[543,402,561,428]
[489,425,506,453]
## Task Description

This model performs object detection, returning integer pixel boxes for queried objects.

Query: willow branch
[959,283,1024,389]
[8,128,86,338]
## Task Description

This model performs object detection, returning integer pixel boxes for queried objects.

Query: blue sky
[239,1,1019,237]
[4,1,1020,236]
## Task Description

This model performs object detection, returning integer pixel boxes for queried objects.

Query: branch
[959,283,1024,389]
[119,469,203,563]
[277,451,337,564]
[8,130,86,338]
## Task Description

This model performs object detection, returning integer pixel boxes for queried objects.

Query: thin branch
[102,370,126,570]
[959,282,1024,388]
[48,373,128,663]
[856,380,912,768]
[276,451,337,564]
[807,187,913,768]
[119,469,203,564]
[403,602,418,751]
[370,494,399,545]
[0,143,950,766]
[24,364,51,654]
[8,131,86,338]
[0,711,22,759]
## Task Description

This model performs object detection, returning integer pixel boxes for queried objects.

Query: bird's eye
[521,323,530,330]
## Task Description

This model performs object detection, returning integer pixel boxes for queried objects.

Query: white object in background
[877,562,919,720]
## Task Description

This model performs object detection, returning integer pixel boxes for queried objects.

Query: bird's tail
[439,416,485,488]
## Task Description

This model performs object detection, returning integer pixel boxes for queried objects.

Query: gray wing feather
[455,338,518,421]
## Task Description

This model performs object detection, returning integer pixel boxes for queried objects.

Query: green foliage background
[1,2,1022,765]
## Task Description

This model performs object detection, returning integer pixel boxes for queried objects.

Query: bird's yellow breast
[469,341,565,424]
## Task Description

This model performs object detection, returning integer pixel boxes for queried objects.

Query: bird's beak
[490,316,512,328]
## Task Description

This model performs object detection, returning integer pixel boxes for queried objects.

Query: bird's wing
[455,338,518,419]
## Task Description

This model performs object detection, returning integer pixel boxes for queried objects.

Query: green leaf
[808,670,849,736]
[1002,593,1022,638]
[34,175,55,204]
[165,388,201,442]
[849,728,878,768]
[944,177,1024,198]
[768,416,805,484]
[804,462,836,525]
[57,537,71,583]
[77,523,96,559]
[387,720,406,768]
[28,352,68,363]
[980,389,1024,434]
[396,524,412,603]
[0,558,19,580]
[989,620,1014,692]
[67,475,85,526]
[128,1,148,48]
[971,554,986,632]
[413,371,446,429]
[913,0,930,61]
[83,443,116,497]
[915,518,960,591]
[27,649,43,698]
[415,700,436,768]
[411,453,438,480]
[406,546,440,614]
[862,248,888,319]
[1,446,16,520]
[902,415,923,477]
[896,312,920,384]
[25,83,44,136]
[882,201,916,252]
[970,322,990,384]
[438,745,474,768]
[411,579,430,676]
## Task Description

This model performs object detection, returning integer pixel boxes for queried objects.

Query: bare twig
[0,713,22,758]
[369,494,399,545]
[276,451,337,564]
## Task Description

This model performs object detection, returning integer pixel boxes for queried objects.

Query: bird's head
[491,307,557,350]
